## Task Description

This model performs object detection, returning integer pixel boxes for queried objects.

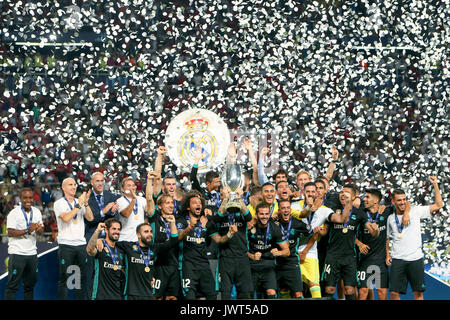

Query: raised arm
[87,223,105,256]
[82,190,94,222]
[146,171,156,217]
[257,147,270,185]
[226,142,237,164]
[428,176,444,213]
[189,146,204,193]
[218,186,230,215]
[243,137,260,187]
[325,146,339,181]
[153,146,167,196]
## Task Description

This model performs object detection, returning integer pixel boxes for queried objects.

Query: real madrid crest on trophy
[164,108,231,173]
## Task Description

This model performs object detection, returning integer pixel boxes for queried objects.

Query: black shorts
[276,263,303,293]
[218,256,253,298]
[250,265,277,293]
[153,264,181,298]
[181,263,217,300]
[321,254,357,288]
[390,258,425,294]
[357,259,389,289]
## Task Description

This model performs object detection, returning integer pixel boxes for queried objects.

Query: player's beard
[191,206,202,217]
[108,232,120,243]
[140,235,152,247]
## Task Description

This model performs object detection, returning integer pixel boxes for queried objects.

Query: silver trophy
[222,163,244,213]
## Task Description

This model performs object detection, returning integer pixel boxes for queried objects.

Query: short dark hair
[262,182,274,190]
[20,187,34,196]
[277,199,291,206]
[304,182,316,189]
[205,171,220,183]
[343,183,358,196]
[105,218,122,230]
[255,202,270,214]
[392,189,406,199]
[316,175,329,183]
[365,188,382,202]
[275,180,289,190]
[136,222,151,234]
[273,169,288,180]
[314,180,326,189]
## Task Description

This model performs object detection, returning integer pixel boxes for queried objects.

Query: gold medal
[342,228,348,234]
[398,233,403,239]
[134,215,139,220]
[196,238,202,244]
[113,265,118,271]
[73,219,78,224]
[144,266,150,273]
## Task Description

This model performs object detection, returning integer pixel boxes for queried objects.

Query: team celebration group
[4,139,443,300]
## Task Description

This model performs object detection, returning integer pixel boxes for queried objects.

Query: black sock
[266,294,277,299]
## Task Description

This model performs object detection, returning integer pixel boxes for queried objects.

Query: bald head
[62,177,77,198]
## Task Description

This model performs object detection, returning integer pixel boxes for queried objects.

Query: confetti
[0,0,448,271]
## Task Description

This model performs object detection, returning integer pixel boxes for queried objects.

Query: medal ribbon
[306,211,314,233]
[243,191,250,205]
[259,223,271,246]
[173,199,179,215]
[212,191,221,208]
[124,196,138,217]
[366,210,380,224]
[187,216,203,240]
[280,218,292,241]
[162,217,171,239]
[136,242,152,268]
[64,196,78,222]
[394,213,404,234]
[343,209,353,229]
[194,221,203,239]
[269,203,275,216]
[103,240,119,266]
[21,207,33,229]
[94,191,105,211]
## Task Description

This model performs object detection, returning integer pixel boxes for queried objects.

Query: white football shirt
[54,197,87,246]
[387,205,430,261]
[7,206,43,255]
